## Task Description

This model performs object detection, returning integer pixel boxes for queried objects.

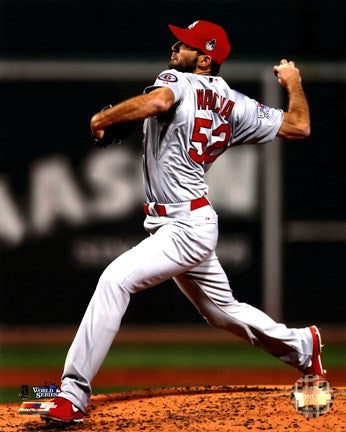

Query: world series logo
[19,383,60,400]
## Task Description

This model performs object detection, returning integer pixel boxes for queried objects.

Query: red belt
[143,196,209,216]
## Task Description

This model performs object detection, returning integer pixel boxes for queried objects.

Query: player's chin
[168,60,177,69]
[168,62,194,73]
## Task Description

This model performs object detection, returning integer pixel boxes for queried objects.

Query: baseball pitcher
[42,20,325,423]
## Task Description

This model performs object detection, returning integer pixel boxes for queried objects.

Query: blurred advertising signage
[0,145,258,246]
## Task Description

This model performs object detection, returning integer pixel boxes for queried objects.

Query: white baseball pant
[59,204,312,411]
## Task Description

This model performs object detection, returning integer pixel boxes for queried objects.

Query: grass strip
[1,344,345,369]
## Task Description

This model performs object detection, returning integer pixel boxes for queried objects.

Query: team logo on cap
[188,21,199,29]
[158,73,177,82]
[205,39,216,51]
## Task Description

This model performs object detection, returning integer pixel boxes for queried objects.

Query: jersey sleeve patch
[257,103,270,119]
[158,73,178,83]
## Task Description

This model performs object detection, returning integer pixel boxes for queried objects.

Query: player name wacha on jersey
[196,88,235,121]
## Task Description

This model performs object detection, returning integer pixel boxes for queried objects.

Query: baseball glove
[91,104,139,147]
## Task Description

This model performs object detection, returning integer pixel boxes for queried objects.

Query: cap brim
[168,24,198,49]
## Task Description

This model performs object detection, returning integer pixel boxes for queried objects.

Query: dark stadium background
[0,0,345,326]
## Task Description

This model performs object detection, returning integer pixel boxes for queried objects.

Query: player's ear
[198,54,212,70]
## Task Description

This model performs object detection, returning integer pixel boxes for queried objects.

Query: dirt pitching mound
[1,385,345,432]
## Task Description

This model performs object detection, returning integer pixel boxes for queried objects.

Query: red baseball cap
[168,20,231,64]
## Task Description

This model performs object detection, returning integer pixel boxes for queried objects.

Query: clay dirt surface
[1,385,345,432]
[1,326,345,431]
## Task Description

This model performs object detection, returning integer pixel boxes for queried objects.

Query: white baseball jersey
[143,69,283,204]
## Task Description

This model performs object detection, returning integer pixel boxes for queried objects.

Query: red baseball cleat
[303,325,326,377]
[41,397,84,423]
